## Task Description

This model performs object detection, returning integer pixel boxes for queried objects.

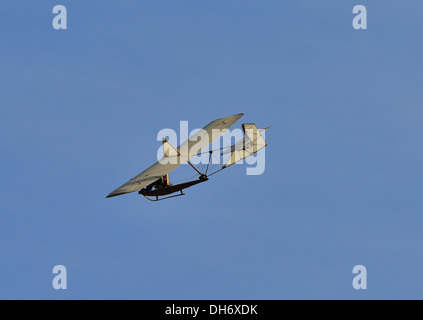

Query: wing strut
[187,160,203,176]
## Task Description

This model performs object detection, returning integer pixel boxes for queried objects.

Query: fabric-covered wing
[106,113,244,198]
[177,113,244,157]
[106,160,185,198]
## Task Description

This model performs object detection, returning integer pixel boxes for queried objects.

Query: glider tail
[223,123,270,168]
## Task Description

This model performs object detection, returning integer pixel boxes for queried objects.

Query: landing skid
[142,190,186,202]
[139,151,223,201]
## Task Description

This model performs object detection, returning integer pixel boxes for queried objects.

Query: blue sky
[1,1,422,299]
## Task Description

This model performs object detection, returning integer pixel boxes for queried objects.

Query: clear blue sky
[1,1,422,299]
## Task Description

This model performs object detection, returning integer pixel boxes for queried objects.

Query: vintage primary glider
[106,113,270,201]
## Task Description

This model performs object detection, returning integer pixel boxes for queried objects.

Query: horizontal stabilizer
[223,123,269,168]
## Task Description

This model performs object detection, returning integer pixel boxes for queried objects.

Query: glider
[106,113,270,201]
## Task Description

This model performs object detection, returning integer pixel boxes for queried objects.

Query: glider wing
[106,113,244,198]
